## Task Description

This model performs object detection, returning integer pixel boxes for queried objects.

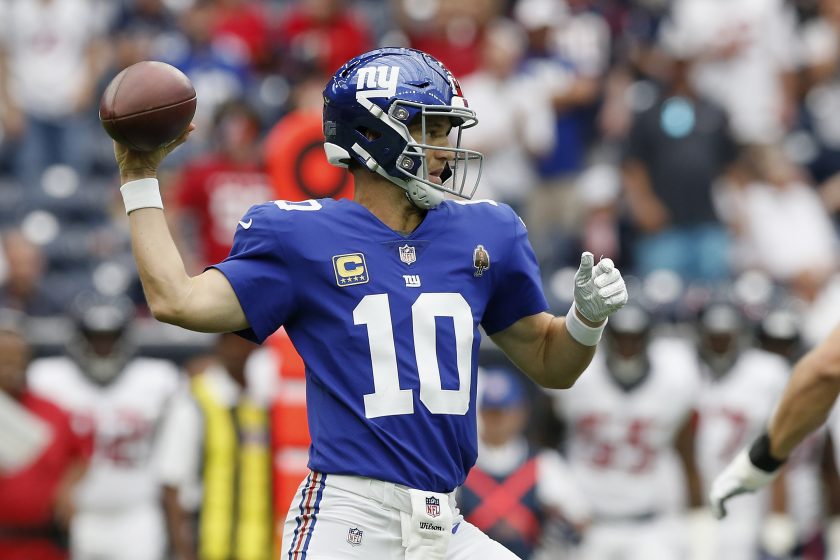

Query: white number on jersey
[273,199,323,211]
[354,293,473,418]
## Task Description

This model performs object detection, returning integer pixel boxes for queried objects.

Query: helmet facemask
[388,101,483,209]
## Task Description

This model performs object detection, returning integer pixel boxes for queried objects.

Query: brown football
[99,61,197,152]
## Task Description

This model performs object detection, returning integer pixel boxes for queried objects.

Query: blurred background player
[693,300,792,560]
[26,293,180,560]
[549,301,702,560]
[155,332,278,560]
[0,308,91,560]
[458,367,590,559]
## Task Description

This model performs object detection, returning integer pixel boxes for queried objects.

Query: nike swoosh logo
[238,219,253,229]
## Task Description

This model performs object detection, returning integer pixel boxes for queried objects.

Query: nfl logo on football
[399,244,416,265]
[426,496,441,518]
[347,527,363,546]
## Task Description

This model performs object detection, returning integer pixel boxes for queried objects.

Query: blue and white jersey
[213,198,547,492]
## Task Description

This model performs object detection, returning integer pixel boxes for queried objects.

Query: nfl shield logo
[347,527,363,546]
[426,496,441,518]
[399,244,416,265]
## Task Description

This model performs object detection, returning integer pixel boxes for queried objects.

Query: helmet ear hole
[356,127,381,141]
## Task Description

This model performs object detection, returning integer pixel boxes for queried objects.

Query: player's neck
[353,173,426,235]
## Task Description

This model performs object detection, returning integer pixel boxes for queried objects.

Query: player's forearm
[768,328,840,459]
[540,315,597,389]
[128,207,195,324]
[491,312,597,389]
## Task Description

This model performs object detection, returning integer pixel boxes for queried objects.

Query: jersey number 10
[354,293,473,419]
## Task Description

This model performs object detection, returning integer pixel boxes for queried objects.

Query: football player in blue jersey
[111,47,628,559]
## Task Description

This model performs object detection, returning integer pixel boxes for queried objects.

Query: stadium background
[3,0,840,558]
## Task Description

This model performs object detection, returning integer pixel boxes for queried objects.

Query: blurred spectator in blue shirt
[621,51,738,281]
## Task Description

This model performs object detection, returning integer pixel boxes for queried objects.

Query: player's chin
[427,175,442,185]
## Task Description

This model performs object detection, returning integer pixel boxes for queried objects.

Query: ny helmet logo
[426,496,441,518]
[356,66,400,101]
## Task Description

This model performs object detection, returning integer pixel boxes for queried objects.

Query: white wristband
[120,178,163,214]
[565,303,606,346]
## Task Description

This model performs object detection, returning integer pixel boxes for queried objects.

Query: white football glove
[709,448,779,519]
[573,252,628,323]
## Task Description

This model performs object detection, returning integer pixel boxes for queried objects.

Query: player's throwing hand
[573,252,628,324]
[113,123,196,181]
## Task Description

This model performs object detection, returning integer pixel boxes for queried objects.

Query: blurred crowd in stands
[4,0,840,559]
[0,0,840,343]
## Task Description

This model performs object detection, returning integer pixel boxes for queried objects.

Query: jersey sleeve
[210,203,297,343]
[481,209,549,335]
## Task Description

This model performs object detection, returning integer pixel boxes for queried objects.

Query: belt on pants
[595,510,660,524]
[322,473,457,515]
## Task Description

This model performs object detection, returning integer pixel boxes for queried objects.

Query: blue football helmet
[323,47,483,209]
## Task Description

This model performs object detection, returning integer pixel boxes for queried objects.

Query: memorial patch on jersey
[333,253,369,287]
[473,245,490,277]
[347,527,363,546]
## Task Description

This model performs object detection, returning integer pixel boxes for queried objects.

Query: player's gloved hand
[709,434,784,519]
[573,252,628,323]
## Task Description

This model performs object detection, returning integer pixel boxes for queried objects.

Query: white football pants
[281,471,521,559]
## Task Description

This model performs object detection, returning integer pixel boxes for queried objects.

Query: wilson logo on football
[356,66,400,101]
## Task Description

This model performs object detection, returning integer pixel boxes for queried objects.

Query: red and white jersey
[27,355,180,511]
[550,337,701,518]
[695,348,789,488]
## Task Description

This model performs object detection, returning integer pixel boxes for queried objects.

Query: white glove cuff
[121,178,163,214]
[565,303,606,346]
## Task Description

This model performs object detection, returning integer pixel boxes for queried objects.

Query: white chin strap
[341,141,446,210]
[406,180,444,210]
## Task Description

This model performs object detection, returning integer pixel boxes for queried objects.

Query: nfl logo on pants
[347,527,363,546]
[426,496,441,518]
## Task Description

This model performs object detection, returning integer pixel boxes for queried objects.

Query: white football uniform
[785,429,827,550]
[695,348,789,560]
[551,336,701,560]
[28,355,180,560]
